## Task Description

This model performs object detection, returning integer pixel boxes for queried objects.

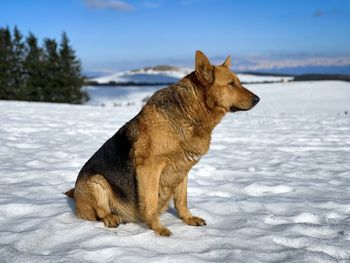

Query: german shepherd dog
[65,51,259,236]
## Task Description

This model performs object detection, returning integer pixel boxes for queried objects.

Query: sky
[1,0,350,74]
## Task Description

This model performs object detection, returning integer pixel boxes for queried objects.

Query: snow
[1,80,350,262]
[83,85,157,107]
[91,67,293,84]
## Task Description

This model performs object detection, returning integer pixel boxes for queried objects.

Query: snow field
[1,80,350,262]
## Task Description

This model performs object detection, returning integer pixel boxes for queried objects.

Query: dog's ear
[221,56,231,68]
[195,50,214,85]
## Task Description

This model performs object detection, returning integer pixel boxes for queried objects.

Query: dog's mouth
[229,106,250,112]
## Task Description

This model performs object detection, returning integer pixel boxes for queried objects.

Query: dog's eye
[229,81,236,86]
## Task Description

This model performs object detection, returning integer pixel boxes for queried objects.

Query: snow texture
[1,81,350,262]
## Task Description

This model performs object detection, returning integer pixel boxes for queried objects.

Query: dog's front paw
[183,216,206,226]
[154,225,172,236]
[102,214,120,228]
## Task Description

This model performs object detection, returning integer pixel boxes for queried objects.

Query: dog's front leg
[174,174,206,226]
[136,161,171,236]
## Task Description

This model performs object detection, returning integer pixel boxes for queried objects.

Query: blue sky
[1,0,350,73]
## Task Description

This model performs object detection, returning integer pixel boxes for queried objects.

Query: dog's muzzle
[230,95,260,112]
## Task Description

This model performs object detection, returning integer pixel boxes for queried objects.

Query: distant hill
[239,71,350,82]
[249,65,350,75]
[86,65,293,86]
[85,65,350,86]
[130,65,181,72]
[87,65,191,86]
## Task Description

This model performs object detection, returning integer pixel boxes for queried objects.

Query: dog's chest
[160,133,211,186]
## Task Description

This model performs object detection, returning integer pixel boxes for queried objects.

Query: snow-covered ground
[1,81,350,262]
[91,66,293,85]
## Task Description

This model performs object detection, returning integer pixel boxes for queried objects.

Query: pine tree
[43,38,61,102]
[0,26,86,103]
[0,27,14,99]
[12,26,26,99]
[24,32,45,101]
[59,32,86,103]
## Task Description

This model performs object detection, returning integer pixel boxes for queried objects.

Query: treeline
[85,80,176,86]
[0,26,87,103]
[294,74,350,82]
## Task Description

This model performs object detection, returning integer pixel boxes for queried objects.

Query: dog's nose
[252,95,260,106]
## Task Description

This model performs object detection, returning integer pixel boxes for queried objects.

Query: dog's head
[195,50,259,113]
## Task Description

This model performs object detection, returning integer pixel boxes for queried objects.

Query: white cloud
[83,0,134,11]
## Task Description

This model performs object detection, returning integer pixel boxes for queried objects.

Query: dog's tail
[64,188,75,199]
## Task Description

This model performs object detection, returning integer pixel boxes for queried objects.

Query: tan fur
[74,175,138,226]
[67,51,259,236]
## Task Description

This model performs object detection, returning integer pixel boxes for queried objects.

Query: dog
[65,51,259,236]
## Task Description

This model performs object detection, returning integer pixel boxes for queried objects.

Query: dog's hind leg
[90,175,122,228]
[74,177,97,221]
[75,174,121,228]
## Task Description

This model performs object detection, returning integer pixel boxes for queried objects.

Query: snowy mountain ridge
[90,65,192,85]
[90,65,293,85]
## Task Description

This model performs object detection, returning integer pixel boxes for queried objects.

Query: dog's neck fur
[176,72,226,134]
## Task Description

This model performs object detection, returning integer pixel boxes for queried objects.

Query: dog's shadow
[64,195,177,216]
[167,206,178,217]
[64,195,76,213]
[63,194,180,231]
